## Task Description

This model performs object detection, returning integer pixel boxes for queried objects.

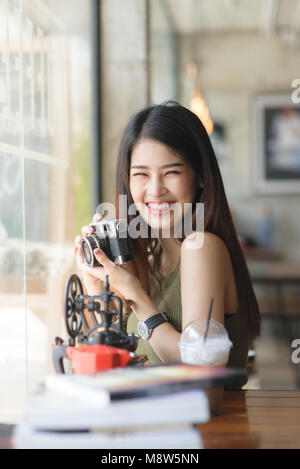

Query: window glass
[0,0,92,421]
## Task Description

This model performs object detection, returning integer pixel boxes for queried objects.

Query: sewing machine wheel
[64,274,83,339]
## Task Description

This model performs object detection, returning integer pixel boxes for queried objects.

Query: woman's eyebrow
[130,163,184,170]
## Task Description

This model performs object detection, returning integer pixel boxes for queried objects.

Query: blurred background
[1,0,300,421]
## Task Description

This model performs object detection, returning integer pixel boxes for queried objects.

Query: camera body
[80,218,134,268]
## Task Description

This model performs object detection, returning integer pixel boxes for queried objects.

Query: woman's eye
[132,171,180,177]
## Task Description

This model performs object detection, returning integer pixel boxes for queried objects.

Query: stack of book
[12,363,242,449]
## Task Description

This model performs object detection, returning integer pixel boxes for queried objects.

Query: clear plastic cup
[178,318,233,366]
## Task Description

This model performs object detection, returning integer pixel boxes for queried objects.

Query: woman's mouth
[145,201,176,216]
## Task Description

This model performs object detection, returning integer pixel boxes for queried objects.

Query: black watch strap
[144,312,168,330]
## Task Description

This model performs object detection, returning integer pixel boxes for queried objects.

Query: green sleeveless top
[127,254,250,385]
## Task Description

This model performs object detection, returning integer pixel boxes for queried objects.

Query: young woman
[74,102,260,404]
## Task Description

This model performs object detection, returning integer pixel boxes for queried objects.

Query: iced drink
[178,318,232,366]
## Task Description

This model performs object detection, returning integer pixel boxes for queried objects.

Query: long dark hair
[114,101,260,339]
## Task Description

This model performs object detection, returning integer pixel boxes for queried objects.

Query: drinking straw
[203,297,214,343]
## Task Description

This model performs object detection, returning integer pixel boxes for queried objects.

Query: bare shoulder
[180,232,232,326]
[181,231,230,264]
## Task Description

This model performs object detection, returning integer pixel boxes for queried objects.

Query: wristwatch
[137,312,169,340]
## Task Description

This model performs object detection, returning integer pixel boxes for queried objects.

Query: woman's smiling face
[129,138,199,235]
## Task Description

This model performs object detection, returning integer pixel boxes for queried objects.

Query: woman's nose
[146,175,167,197]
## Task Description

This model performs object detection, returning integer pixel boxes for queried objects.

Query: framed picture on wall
[253,94,300,193]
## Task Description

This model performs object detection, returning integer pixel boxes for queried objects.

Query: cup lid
[178,318,233,347]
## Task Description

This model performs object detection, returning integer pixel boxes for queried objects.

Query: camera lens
[82,241,92,265]
[80,236,100,267]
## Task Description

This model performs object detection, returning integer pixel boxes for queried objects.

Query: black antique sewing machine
[52,273,143,374]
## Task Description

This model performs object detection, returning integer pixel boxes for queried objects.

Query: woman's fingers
[73,237,85,268]
[76,249,114,283]
[74,236,84,263]
[93,249,119,272]
[74,214,102,252]
[92,213,103,224]
[73,214,104,275]
[81,225,94,236]
[75,214,102,247]
[74,235,81,246]
[80,262,105,282]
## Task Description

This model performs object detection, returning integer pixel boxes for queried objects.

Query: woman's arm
[130,287,182,362]
[180,232,234,416]
[180,231,229,329]
[131,232,231,363]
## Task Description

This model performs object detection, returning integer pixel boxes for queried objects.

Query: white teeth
[147,202,174,211]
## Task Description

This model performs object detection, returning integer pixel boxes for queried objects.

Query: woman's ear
[194,185,203,200]
[198,178,204,189]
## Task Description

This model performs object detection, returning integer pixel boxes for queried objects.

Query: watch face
[137,321,150,340]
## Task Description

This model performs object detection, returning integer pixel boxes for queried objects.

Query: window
[0,0,93,421]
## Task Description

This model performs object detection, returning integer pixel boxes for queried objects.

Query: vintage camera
[80,218,134,268]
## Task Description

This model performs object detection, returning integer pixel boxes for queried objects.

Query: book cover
[45,363,244,403]
[26,388,209,430]
[12,422,203,449]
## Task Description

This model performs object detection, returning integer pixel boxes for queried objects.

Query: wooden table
[198,390,300,449]
[2,390,300,450]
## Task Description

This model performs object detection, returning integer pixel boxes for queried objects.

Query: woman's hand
[81,248,142,303]
[73,213,142,303]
